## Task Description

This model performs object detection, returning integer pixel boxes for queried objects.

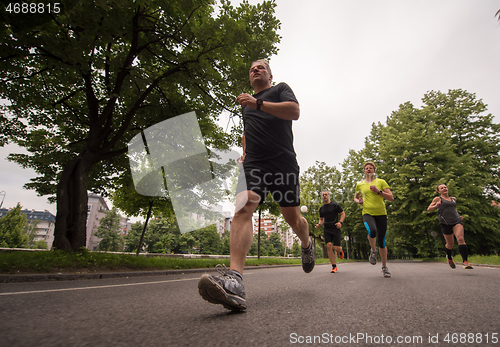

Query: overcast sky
[1,0,499,215]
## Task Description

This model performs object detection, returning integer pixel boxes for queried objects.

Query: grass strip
[0,250,331,274]
[1,250,497,274]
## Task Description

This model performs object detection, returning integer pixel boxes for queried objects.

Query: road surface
[1,261,499,346]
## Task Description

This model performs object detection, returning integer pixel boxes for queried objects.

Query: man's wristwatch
[256,98,263,111]
[378,190,383,195]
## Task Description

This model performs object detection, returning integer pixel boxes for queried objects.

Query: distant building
[217,210,232,236]
[0,208,56,248]
[86,193,128,251]
[252,215,298,249]
[281,228,298,250]
[253,216,276,237]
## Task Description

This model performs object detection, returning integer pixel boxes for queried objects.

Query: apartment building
[0,208,56,248]
[86,193,129,251]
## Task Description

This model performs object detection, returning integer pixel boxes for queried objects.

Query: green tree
[367,90,500,257]
[266,232,285,256]
[33,239,49,250]
[123,222,145,253]
[300,161,345,257]
[1,0,281,252]
[24,220,40,248]
[0,203,29,248]
[95,208,124,251]
[191,224,222,254]
[124,217,179,253]
[221,229,231,255]
[291,242,301,257]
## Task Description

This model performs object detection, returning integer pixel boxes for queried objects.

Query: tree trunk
[52,152,93,252]
[136,200,153,256]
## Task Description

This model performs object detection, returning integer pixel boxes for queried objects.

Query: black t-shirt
[319,202,343,228]
[242,82,299,165]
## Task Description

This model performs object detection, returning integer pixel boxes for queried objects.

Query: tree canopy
[1,0,281,251]
[301,89,500,259]
[0,203,29,248]
[347,89,500,257]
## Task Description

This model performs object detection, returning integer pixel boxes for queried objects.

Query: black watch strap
[256,98,263,111]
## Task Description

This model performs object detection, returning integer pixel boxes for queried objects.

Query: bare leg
[280,206,310,248]
[326,242,336,265]
[229,190,260,274]
[379,246,388,267]
[333,245,343,259]
[368,236,377,251]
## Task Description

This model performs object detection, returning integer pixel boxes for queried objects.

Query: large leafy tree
[370,90,500,256]
[0,0,281,252]
[299,161,347,257]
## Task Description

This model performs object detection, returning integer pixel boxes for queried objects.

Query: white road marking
[0,272,254,296]
[0,277,199,296]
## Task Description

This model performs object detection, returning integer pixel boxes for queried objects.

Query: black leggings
[363,214,388,248]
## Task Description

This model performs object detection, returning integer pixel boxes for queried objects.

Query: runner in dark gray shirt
[428,184,473,269]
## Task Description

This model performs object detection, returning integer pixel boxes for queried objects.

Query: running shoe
[301,238,315,273]
[463,261,473,269]
[198,264,246,311]
[369,249,378,265]
[447,256,456,269]
[338,249,344,259]
[382,266,391,278]
[331,265,338,273]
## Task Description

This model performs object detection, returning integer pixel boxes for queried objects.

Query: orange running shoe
[447,256,456,269]
[338,250,344,259]
[463,261,473,269]
[331,265,338,273]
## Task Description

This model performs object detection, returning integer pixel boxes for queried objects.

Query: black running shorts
[235,160,300,207]
[440,222,463,235]
[324,227,341,247]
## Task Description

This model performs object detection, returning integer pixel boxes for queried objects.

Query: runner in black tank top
[427,184,473,269]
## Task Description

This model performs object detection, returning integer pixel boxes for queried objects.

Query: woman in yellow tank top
[354,161,394,277]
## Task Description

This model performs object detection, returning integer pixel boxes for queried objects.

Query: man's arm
[259,100,300,120]
[335,211,345,229]
[236,93,300,120]
[241,131,246,162]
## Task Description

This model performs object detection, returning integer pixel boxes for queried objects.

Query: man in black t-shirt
[198,59,313,311]
[316,191,345,273]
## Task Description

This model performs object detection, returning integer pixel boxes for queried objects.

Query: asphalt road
[1,261,499,347]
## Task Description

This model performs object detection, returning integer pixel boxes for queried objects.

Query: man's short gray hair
[251,59,272,76]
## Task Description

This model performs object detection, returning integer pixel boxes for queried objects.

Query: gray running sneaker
[301,238,315,273]
[369,249,378,265]
[382,266,391,278]
[198,264,246,311]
